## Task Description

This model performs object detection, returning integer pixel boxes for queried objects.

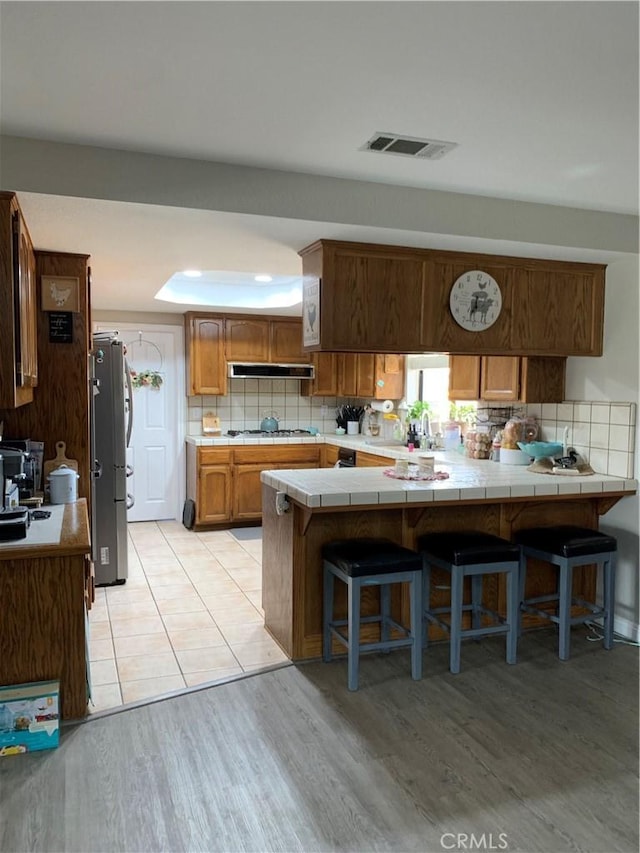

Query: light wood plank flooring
[89,521,288,712]
[1,629,637,852]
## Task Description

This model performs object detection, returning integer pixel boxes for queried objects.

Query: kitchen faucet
[420,411,431,445]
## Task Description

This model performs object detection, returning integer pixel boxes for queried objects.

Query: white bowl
[499,448,530,465]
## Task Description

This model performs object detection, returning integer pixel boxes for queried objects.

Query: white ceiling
[1,1,638,315]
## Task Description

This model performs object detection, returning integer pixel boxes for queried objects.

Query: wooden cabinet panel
[233,464,264,520]
[187,316,226,396]
[226,318,270,362]
[338,354,359,396]
[17,222,37,389]
[303,352,405,399]
[322,444,340,468]
[480,356,520,402]
[233,446,320,466]
[449,355,482,400]
[300,241,424,352]
[300,240,606,357]
[233,449,321,521]
[510,267,605,356]
[198,465,232,524]
[270,320,306,363]
[190,444,321,527]
[373,354,405,399]
[0,193,37,408]
[355,450,390,467]
[187,315,308,396]
[519,357,566,403]
[301,352,338,397]
[449,355,566,403]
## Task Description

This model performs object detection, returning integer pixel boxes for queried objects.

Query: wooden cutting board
[44,441,79,480]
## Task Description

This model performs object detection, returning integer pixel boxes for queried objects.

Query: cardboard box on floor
[0,680,60,756]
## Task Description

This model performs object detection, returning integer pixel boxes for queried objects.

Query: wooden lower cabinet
[199,465,233,523]
[322,444,340,468]
[355,450,390,467]
[233,464,265,520]
[187,443,321,526]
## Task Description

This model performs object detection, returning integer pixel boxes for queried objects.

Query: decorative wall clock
[449,270,502,331]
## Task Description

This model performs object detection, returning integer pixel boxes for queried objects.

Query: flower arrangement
[130,369,163,390]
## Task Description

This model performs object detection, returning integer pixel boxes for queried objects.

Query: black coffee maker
[0,439,37,501]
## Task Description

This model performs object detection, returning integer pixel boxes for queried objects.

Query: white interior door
[94,323,185,522]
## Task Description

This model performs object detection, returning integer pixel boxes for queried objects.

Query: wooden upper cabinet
[480,356,521,402]
[510,266,605,356]
[448,355,482,400]
[186,315,226,396]
[373,354,405,399]
[300,240,424,352]
[299,239,606,357]
[301,352,338,397]
[226,317,305,363]
[338,354,359,396]
[225,318,270,362]
[449,355,565,403]
[0,193,38,408]
[270,319,306,363]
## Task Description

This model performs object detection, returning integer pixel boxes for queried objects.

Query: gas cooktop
[226,429,313,437]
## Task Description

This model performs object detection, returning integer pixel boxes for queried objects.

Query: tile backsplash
[524,401,637,479]
[187,378,370,435]
[187,386,637,480]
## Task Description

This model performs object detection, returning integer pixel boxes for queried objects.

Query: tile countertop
[187,434,438,457]
[258,450,638,509]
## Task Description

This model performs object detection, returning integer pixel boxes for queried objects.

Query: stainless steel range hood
[228,363,314,380]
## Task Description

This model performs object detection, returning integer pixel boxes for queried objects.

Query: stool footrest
[425,612,510,638]
[329,626,415,653]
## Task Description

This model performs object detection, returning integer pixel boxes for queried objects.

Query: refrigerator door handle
[126,493,135,510]
[124,358,134,449]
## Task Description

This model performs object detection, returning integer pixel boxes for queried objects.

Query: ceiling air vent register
[361,132,457,160]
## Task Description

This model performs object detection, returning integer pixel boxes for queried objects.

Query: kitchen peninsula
[259,453,637,660]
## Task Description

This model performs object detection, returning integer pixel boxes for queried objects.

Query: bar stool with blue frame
[322,538,423,691]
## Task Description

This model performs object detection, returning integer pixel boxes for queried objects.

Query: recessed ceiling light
[254,274,273,283]
[183,269,202,278]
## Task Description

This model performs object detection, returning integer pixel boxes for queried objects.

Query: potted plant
[449,402,476,436]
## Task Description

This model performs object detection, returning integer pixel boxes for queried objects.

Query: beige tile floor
[88,521,289,713]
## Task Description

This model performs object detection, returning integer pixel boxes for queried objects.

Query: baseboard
[614,614,640,643]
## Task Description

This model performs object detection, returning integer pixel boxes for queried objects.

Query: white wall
[565,253,639,639]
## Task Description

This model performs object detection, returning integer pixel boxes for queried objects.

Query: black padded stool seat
[417,532,520,566]
[322,538,423,690]
[321,539,423,577]
[514,526,617,559]
[515,525,617,661]
[418,531,521,674]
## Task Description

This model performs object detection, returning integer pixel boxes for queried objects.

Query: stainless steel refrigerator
[91,333,133,586]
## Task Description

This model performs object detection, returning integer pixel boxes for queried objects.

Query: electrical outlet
[275,492,290,515]
[320,405,328,416]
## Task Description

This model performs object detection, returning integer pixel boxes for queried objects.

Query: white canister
[346,421,360,435]
[48,465,79,504]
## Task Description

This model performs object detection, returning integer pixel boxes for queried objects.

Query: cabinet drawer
[233,446,320,466]
[198,448,232,464]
